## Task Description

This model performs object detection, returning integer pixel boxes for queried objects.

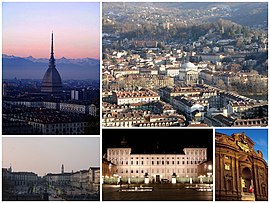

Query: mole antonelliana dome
[41,33,62,93]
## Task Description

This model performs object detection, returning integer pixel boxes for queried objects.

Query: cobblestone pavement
[102,184,213,201]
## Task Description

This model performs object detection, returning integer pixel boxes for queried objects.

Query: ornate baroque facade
[215,132,268,201]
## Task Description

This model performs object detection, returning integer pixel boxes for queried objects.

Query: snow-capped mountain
[2,54,100,80]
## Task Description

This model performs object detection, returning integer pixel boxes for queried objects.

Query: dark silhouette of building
[41,32,62,93]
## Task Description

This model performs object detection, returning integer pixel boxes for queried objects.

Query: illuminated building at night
[105,144,208,183]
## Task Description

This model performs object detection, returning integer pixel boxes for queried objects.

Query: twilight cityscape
[102,129,213,201]
[2,137,100,201]
[2,2,100,135]
[102,2,268,127]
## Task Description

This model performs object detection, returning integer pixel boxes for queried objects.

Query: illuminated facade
[106,147,207,182]
[215,132,268,201]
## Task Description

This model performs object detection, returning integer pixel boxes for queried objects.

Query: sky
[215,129,268,163]
[102,129,213,160]
[2,2,100,59]
[2,137,100,176]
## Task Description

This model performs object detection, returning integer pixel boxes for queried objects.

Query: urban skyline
[3,2,100,59]
[102,2,268,128]
[2,137,100,176]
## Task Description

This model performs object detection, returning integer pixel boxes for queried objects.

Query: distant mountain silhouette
[2,54,100,80]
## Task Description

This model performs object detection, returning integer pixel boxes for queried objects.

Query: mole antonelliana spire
[41,32,62,93]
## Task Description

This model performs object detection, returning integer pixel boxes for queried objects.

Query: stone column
[255,164,260,198]
[235,157,241,197]
[232,157,236,194]
[220,154,225,191]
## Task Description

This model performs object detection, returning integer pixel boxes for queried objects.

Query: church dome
[181,62,197,71]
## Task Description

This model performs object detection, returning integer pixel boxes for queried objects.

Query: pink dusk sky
[3,137,100,176]
[3,2,100,59]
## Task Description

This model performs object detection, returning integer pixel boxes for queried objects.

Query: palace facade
[105,146,208,183]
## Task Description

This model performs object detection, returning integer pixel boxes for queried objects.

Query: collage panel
[102,129,213,201]
[215,128,268,201]
[1,1,269,203]
[2,137,100,201]
[2,2,100,135]
[102,2,268,128]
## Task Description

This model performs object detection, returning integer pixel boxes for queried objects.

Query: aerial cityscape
[102,2,268,127]
[102,129,213,201]
[215,129,268,201]
[2,137,100,201]
[2,2,100,135]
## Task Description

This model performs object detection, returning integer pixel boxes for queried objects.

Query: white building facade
[106,147,207,182]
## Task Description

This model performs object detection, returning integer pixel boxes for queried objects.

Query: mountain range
[2,54,100,80]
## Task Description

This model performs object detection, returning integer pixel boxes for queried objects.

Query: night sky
[102,129,213,160]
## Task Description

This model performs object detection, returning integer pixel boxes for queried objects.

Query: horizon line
[3,166,100,177]
[2,53,100,60]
